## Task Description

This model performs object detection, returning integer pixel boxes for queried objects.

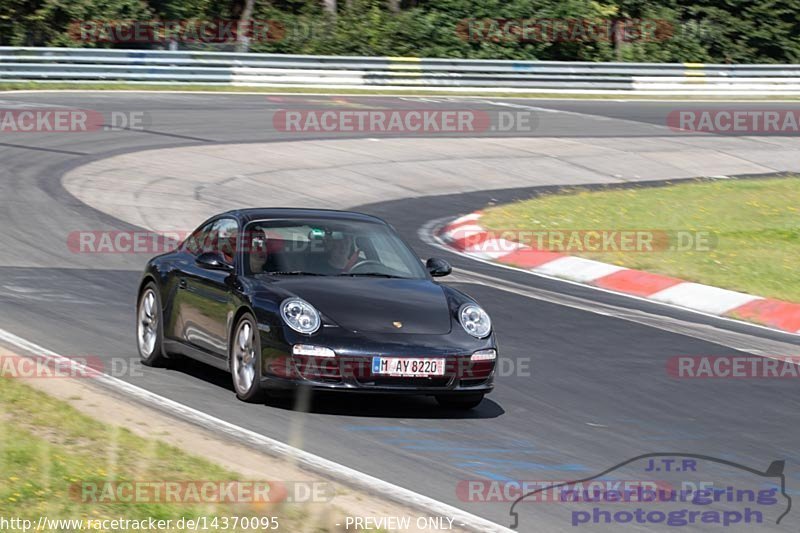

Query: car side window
[183,221,215,256]
[207,218,239,265]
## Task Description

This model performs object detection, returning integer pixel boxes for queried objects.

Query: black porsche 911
[136,208,497,408]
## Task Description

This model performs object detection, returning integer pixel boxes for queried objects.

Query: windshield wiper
[268,271,326,276]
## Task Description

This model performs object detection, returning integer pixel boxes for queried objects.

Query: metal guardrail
[2,47,800,94]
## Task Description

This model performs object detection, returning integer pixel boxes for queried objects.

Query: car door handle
[179,278,187,289]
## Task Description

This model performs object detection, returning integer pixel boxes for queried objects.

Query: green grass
[479,177,800,302]
[2,81,800,100]
[0,377,336,532]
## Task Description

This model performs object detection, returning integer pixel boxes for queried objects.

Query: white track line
[0,327,514,533]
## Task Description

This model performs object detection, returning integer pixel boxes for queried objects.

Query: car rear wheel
[435,393,484,409]
[231,313,265,403]
[137,283,167,367]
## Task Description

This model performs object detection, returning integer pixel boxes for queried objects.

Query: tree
[237,0,256,51]
[322,0,336,16]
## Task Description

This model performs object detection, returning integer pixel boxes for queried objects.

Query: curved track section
[2,93,800,531]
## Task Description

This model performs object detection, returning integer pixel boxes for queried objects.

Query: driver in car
[321,232,360,274]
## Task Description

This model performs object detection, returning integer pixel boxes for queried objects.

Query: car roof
[219,208,388,225]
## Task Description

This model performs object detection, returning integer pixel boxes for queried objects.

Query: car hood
[267,277,452,335]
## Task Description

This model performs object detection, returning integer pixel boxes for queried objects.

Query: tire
[435,393,484,410]
[230,313,265,403]
[137,283,168,367]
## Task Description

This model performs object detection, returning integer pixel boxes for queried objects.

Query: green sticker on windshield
[310,228,325,238]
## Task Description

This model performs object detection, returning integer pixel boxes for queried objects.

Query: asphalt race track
[1,92,800,532]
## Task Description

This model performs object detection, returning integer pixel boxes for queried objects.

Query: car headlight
[281,298,321,334]
[459,304,491,338]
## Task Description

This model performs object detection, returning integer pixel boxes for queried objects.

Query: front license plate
[371,357,446,377]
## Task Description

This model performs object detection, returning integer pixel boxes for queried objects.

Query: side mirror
[426,257,452,277]
[196,251,233,272]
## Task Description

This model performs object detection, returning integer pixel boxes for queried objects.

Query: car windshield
[242,218,428,279]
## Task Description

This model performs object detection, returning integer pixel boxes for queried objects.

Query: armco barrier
[1,47,800,94]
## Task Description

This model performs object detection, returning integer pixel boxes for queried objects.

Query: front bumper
[261,354,495,394]
[259,324,497,394]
